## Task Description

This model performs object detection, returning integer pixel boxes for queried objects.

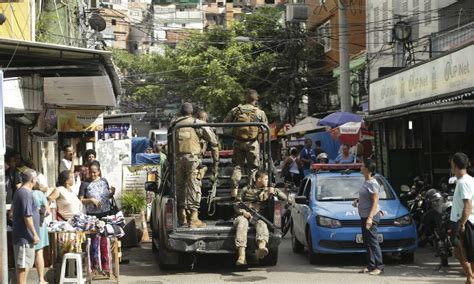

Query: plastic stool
[59,253,86,284]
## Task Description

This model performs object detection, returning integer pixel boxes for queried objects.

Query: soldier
[233,170,287,265]
[224,89,268,198]
[172,103,219,228]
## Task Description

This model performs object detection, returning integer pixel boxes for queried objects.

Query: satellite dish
[88,13,106,32]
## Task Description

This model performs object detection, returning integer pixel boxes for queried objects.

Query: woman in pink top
[50,171,83,220]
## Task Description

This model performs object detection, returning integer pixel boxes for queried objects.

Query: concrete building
[306,0,366,116]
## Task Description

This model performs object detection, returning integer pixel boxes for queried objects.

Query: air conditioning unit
[286,4,308,22]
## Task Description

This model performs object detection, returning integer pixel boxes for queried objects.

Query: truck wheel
[306,231,318,264]
[259,247,278,266]
[158,238,176,271]
[291,225,304,253]
[401,252,415,263]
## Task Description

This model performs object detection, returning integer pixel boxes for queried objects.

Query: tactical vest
[232,105,260,141]
[175,118,201,155]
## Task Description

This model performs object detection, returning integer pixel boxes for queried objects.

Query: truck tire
[291,224,304,253]
[158,238,176,271]
[306,230,318,264]
[259,247,278,266]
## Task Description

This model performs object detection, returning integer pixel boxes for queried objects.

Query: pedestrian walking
[224,89,268,198]
[12,169,40,284]
[31,184,50,284]
[281,148,302,186]
[449,152,474,284]
[172,103,219,228]
[353,159,384,275]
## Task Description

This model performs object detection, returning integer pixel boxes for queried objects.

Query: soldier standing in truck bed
[224,89,268,198]
[171,103,219,228]
[233,170,287,265]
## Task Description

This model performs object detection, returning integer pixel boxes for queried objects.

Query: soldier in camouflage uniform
[172,103,219,228]
[224,89,268,198]
[233,170,287,265]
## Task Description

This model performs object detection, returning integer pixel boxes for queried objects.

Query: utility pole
[338,0,351,112]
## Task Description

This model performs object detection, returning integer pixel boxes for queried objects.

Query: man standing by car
[172,103,219,228]
[450,152,474,284]
[224,89,268,198]
[299,138,316,176]
[233,170,286,265]
[12,169,40,284]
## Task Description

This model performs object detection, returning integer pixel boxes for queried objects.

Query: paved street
[96,237,467,284]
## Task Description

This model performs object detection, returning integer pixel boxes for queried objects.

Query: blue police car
[290,164,417,264]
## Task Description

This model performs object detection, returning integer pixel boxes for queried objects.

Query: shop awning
[367,89,474,121]
[0,38,122,100]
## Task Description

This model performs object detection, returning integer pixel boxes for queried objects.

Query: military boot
[255,240,268,259]
[236,247,247,266]
[189,210,207,228]
[178,207,187,226]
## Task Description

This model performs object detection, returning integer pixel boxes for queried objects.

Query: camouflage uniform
[173,116,219,212]
[224,104,268,193]
[233,186,286,248]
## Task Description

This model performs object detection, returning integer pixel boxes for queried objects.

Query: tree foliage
[113,7,323,121]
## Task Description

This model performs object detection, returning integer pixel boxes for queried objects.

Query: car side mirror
[400,185,410,193]
[294,196,308,204]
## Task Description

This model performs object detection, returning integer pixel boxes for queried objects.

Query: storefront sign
[56,109,104,132]
[369,44,474,112]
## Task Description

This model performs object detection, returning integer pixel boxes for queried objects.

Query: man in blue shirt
[299,138,316,176]
[12,169,40,284]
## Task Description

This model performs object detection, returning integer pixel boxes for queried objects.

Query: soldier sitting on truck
[233,170,287,265]
[172,103,219,228]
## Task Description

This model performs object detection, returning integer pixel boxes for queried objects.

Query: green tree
[113,7,323,121]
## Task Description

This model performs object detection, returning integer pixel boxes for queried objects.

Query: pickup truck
[147,122,282,269]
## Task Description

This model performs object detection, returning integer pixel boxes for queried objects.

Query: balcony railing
[431,22,474,54]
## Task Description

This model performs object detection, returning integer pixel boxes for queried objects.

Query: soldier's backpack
[232,105,259,141]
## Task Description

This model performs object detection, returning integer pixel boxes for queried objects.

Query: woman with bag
[281,148,302,186]
[79,161,116,219]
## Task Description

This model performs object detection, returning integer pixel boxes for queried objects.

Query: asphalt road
[95,237,468,284]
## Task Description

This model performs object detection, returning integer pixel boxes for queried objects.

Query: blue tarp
[135,153,161,165]
[132,137,150,165]
[304,132,340,161]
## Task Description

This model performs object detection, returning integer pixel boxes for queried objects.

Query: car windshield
[156,133,167,141]
[316,176,394,201]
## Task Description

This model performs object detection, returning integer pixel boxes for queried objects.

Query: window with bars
[424,0,431,26]
[317,20,331,52]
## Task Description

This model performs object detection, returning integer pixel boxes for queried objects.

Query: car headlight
[394,214,413,227]
[317,216,342,228]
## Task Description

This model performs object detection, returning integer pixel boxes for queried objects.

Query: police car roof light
[311,163,363,171]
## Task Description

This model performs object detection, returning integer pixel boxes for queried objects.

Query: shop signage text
[56,109,104,132]
[369,44,474,112]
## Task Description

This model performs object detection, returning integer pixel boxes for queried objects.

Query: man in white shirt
[59,145,75,174]
[450,152,474,284]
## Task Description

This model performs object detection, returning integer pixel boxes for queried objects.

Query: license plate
[356,234,383,244]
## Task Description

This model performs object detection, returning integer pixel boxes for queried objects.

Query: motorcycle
[423,187,453,268]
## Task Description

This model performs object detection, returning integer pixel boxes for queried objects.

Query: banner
[56,109,104,132]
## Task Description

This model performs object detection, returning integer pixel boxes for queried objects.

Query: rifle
[238,201,281,233]
[207,162,219,216]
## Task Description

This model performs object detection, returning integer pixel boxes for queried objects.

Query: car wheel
[152,237,158,252]
[291,224,304,253]
[401,252,415,263]
[259,247,279,266]
[306,230,318,264]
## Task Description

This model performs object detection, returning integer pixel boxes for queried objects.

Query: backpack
[232,105,259,141]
